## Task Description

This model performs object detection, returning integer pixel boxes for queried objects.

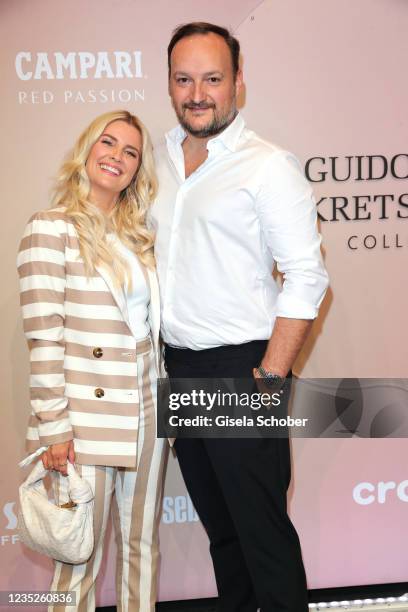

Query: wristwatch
[256,366,285,390]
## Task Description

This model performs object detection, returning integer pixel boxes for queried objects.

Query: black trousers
[165,341,308,612]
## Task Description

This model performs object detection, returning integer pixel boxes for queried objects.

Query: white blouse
[110,235,150,340]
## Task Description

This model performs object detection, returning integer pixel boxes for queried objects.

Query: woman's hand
[41,441,75,476]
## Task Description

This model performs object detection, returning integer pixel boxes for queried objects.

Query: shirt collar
[165,112,245,153]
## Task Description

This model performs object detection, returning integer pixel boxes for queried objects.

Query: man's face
[169,33,242,138]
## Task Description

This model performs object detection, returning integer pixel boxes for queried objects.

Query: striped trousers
[49,348,168,612]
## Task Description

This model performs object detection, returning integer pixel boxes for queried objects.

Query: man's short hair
[167,22,240,79]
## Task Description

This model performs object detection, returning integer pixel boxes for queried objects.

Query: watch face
[268,375,284,386]
[259,368,282,380]
[257,368,285,389]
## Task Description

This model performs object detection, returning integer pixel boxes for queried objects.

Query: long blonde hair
[53,110,157,283]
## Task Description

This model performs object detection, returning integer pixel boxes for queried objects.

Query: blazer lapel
[95,264,131,330]
[146,268,161,372]
[96,263,161,375]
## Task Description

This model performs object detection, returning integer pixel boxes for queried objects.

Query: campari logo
[15,51,143,80]
[14,51,146,105]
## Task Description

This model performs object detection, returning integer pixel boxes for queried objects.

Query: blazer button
[93,347,103,358]
[94,388,105,398]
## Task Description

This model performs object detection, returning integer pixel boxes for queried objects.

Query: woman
[17,110,168,611]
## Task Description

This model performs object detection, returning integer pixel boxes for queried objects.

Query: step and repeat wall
[0,0,406,606]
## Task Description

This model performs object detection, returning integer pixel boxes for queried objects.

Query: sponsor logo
[353,480,408,505]
[0,534,20,546]
[14,51,146,105]
[162,495,199,524]
[1,502,19,546]
[305,154,408,251]
[3,502,17,530]
[15,51,143,80]
[17,89,145,105]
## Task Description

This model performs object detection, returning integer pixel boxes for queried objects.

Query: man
[150,22,329,612]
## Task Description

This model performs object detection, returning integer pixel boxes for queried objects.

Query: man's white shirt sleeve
[255,150,329,320]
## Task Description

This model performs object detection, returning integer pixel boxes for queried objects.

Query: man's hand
[41,441,75,476]
[257,317,313,378]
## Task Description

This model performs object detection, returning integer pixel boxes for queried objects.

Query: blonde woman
[17,110,168,611]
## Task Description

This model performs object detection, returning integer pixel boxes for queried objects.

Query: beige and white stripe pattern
[49,349,167,612]
[17,208,163,467]
[18,207,169,610]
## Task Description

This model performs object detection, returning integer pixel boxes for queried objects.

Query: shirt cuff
[275,292,321,320]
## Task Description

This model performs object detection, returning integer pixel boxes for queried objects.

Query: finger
[50,448,62,460]
[45,451,55,470]
[47,451,56,468]
[56,456,69,470]
[59,465,68,476]
[42,454,48,469]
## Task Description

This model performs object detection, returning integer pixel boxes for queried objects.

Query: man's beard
[175,101,237,138]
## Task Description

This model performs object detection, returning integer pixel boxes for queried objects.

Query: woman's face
[86,120,142,202]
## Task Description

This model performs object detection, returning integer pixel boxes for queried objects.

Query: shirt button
[93,347,103,358]
[94,388,105,398]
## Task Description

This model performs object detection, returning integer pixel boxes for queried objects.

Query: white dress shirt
[151,113,329,350]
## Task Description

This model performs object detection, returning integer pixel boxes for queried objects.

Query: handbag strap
[66,463,94,504]
[19,446,48,468]
[20,456,94,505]
[21,459,48,486]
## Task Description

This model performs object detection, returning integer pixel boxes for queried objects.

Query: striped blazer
[17,207,163,467]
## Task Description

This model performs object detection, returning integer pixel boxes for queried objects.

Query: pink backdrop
[0,0,406,607]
